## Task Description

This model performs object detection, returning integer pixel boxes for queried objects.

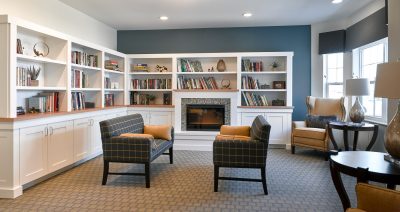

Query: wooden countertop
[237,106,294,109]
[173,89,239,92]
[128,105,175,108]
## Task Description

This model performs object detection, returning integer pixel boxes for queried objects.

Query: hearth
[186,104,225,131]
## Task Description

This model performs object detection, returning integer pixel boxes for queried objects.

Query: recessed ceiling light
[332,0,343,4]
[159,16,168,21]
[243,12,252,18]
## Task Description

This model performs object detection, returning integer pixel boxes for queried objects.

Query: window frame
[352,37,388,124]
[323,52,344,98]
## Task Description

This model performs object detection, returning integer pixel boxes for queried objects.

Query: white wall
[0,0,117,49]
[310,0,385,97]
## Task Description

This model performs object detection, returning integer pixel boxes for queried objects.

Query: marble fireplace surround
[181,98,230,131]
[173,91,239,132]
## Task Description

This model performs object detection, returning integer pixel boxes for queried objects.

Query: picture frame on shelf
[272,99,285,106]
[273,81,286,89]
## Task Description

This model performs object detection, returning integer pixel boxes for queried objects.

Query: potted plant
[147,94,156,105]
[28,66,41,86]
[270,61,280,71]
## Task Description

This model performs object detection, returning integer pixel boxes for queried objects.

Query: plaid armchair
[213,115,271,195]
[99,114,174,188]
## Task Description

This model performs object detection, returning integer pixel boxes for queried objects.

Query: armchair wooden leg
[214,166,219,192]
[102,161,109,185]
[325,152,329,161]
[261,167,268,195]
[291,145,295,154]
[169,147,173,164]
[145,163,150,188]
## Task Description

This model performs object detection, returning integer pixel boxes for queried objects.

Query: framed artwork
[273,81,286,89]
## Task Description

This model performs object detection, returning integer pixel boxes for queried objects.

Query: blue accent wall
[117,26,311,121]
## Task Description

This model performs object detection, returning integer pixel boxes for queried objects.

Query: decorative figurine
[217,59,226,72]
[156,65,168,72]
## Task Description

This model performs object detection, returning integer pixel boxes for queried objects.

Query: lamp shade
[345,78,370,96]
[375,62,400,99]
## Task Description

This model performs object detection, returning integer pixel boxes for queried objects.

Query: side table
[327,121,378,151]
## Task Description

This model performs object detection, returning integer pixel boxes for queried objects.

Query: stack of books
[132,64,148,72]
[105,60,119,71]
[28,92,60,113]
[177,76,218,90]
[131,78,172,90]
[16,67,31,86]
[130,92,151,105]
[104,77,111,89]
[104,94,114,107]
[242,59,263,72]
[71,51,98,67]
[71,92,86,110]
[71,69,89,88]
[242,76,260,89]
[242,92,268,106]
[179,59,203,72]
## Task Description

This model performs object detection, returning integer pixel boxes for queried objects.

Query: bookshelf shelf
[71,63,101,71]
[16,86,67,91]
[104,89,124,92]
[70,88,101,91]
[104,69,125,75]
[241,89,287,92]
[17,54,67,65]
[177,71,237,75]
[241,71,287,75]
[130,89,173,92]
[129,72,172,75]
[173,89,239,92]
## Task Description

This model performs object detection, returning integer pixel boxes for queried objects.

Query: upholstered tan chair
[346,183,400,212]
[291,96,346,160]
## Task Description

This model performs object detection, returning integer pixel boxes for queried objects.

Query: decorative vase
[349,97,365,123]
[216,59,226,72]
[385,101,400,159]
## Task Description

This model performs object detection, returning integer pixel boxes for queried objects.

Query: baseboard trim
[0,186,22,198]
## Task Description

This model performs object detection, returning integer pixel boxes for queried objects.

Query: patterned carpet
[0,149,357,211]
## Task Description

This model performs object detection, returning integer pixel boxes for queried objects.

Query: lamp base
[349,97,365,123]
[384,154,400,168]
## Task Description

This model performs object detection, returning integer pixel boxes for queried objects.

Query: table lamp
[375,62,400,161]
[346,78,370,123]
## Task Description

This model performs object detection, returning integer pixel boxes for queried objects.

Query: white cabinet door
[149,112,172,125]
[48,121,74,172]
[91,116,105,156]
[265,113,289,145]
[128,110,150,125]
[73,118,91,162]
[241,113,261,126]
[20,125,48,184]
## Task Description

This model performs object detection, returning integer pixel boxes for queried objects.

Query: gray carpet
[0,149,357,211]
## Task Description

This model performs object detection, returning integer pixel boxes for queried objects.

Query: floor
[0,149,357,211]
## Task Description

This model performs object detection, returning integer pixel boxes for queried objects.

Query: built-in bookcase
[176,56,238,91]
[240,54,292,107]
[15,25,69,112]
[103,51,126,107]
[128,57,173,106]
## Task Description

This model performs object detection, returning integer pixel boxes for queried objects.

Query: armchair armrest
[170,126,175,142]
[292,121,307,129]
[213,139,268,168]
[102,136,152,162]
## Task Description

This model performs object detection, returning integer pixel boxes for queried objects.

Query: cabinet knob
[44,127,49,136]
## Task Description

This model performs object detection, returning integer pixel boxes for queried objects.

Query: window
[324,53,344,98]
[353,38,388,123]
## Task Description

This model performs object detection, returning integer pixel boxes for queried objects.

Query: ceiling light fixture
[243,12,252,18]
[159,16,168,21]
[332,0,343,4]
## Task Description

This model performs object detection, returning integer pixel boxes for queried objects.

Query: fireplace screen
[186,104,225,131]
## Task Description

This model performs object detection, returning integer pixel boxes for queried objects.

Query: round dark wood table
[327,121,379,151]
[329,151,400,211]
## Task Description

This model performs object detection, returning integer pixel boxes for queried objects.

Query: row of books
[16,67,33,86]
[105,60,120,71]
[177,76,219,90]
[132,64,148,72]
[129,92,172,105]
[179,59,203,72]
[242,76,260,89]
[28,92,60,113]
[242,92,268,106]
[71,69,89,88]
[131,79,172,90]
[71,51,98,67]
[104,94,114,107]
[242,59,263,72]
[71,92,86,110]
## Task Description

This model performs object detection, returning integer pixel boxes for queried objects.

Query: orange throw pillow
[144,125,172,140]
[220,125,251,136]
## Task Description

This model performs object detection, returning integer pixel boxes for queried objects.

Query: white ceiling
[59,0,376,30]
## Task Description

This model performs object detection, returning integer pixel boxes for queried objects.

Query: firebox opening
[186,104,225,131]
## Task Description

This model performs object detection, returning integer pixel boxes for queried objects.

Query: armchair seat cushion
[120,133,154,139]
[292,127,326,140]
[151,139,173,160]
[215,135,252,141]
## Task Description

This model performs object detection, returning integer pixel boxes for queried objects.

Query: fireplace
[186,104,225,131]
